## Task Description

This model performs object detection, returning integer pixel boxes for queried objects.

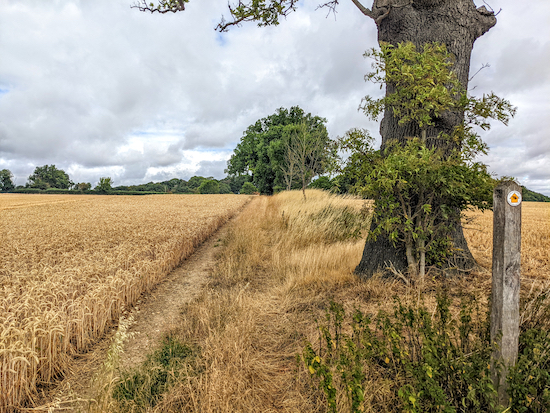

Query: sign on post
[490,181,522,407]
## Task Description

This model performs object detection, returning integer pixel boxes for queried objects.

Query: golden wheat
[0,193,250,411]
[463,202,550,279]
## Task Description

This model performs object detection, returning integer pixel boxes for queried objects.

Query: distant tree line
[522,186,550,202]
[2,103,548,201]
[0,165,259,195]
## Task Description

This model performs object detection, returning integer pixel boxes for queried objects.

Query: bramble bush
[301,292,550,412]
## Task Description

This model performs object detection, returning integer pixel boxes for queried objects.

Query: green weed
[112,336,195,412]
[302,291,550,413]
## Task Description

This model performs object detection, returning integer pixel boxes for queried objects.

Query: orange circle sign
[507,190,522,207]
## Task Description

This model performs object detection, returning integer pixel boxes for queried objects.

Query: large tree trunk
[353,0,497,278]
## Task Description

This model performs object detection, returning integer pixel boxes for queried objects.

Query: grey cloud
[194,159,228,179]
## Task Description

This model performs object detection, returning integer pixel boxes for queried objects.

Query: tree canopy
[95,177,113,193]
[226,106,332,195]
[0,169,15,192]
[198,179,220,194]
[27,165,73,189]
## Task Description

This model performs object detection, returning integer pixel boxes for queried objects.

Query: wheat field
[463,202,550,279]
[0,194,250,411]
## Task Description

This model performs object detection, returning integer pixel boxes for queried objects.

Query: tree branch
[131,0,187,13]
[215,0,299,32]
[348,0,376,19]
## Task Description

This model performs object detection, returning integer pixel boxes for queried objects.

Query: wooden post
[490,180,522,408]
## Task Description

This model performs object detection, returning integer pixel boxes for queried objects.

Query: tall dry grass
[110,190,403,412]
[109,192,550,413]
[0,194,250,411]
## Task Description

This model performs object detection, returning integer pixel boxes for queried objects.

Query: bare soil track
[31,220,231,412]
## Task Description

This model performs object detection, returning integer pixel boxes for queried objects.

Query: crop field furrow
[0,194,250,411]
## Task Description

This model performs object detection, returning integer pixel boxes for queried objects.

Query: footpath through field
[33,219,234,411]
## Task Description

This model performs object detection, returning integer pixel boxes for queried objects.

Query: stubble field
[0,194,250,411]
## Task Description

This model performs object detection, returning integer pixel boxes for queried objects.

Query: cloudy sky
[1,0,549,194]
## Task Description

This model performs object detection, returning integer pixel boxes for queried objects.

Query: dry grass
[106,192,550,413]
[0,194,250,412]
[114,190,402,413]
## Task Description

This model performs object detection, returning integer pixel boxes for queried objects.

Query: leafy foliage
[240,181,258,194]
[362,42,463,140]
[0,169,15,192]
[217,0,299,31]
[198,179,220,194]
[361,43,515,153]
[134,0,299,32]
[343,42,515,277]
[27,164,73,189]
[508,329,550,412]
[360,138,494,276]
[95,177,113,193]
[226,106,331,195]
[302,292,550,413]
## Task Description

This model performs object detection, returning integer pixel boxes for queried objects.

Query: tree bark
[355,0,496,278]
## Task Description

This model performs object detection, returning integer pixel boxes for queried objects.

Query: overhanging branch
[131,0,187,13]
[215,0,299,32]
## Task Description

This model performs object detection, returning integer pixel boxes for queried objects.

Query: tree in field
[0,169,15,192]
[240,181,259,195]
[27,165,73,189]
[226,106,331,195]
[281,122,333,199]
[138,0,505,274]
[95,177,113,193]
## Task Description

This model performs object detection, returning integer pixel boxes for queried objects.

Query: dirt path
[33,223,229,411]
[118,224,224,371]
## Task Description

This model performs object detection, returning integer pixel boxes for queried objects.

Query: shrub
[198,179,220,194]
[301,291,550,413]
[240,181,258,195]
[507,328,550,412]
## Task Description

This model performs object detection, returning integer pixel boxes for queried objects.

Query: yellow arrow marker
[511,194,519,203]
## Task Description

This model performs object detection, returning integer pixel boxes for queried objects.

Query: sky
[0,0,549,195]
